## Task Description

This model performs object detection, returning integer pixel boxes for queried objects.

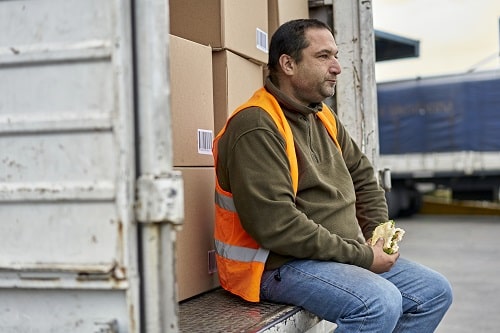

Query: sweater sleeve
[220,108,374,269]
[335,119,389,240]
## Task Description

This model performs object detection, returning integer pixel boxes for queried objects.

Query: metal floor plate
[179,288,318,333]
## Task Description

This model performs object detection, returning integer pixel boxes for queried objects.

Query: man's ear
[278,54,295,75]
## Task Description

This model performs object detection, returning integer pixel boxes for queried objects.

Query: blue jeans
[260,258,452,333]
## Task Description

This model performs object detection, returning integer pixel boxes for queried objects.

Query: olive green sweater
[215,78,388,270]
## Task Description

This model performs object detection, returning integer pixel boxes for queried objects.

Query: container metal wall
[0,0,139,332]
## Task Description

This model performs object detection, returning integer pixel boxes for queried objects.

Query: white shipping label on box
[256,28,268,53]
[197,129,213,155]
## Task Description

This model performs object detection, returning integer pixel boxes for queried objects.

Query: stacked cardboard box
[169,34,218,302]
[169,34,214,168]
[212,50,265,134]
[268,0,310,37]
[173,166,218,300]
[170,0,269,64]
[169,0,309,302]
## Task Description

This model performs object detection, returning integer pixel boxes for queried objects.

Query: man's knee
[337,283,401,332]
[370,282,403,319]
[349,280,402,321]
[432,272,453,312]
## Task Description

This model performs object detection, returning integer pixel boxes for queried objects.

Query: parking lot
[397,213,500,333]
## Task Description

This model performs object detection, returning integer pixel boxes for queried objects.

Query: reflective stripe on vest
[214,188,235,211]
[213,87,341,302]
[214,239,270,263]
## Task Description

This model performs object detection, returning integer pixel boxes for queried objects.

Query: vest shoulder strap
[214,87,341,194]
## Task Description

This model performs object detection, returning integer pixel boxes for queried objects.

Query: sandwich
[370,220,405,254]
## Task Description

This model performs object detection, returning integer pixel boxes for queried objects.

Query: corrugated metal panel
[0,0,139,331]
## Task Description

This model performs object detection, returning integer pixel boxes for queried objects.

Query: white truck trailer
[378,69,500,218]
[0,0,380,332]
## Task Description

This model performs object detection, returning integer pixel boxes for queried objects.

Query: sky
[372,0,500,82]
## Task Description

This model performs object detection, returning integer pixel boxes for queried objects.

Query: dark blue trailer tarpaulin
[378,70,500,154]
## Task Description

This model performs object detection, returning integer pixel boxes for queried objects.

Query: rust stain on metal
[74,261,127,287]
[129,304,137,332]
[116,219,124,259]
[111,219,127,283]
[112,264,126,280]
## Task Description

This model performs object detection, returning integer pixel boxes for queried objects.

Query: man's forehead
[304,28,337,51]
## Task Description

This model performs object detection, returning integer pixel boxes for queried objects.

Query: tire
[385,189,401,219]
[386,186,422,218]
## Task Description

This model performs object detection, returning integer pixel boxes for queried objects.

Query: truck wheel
[386,186,422,218]
[399,188,422,217]
[385,189,401,219]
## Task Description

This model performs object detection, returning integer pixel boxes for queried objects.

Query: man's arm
[335,119,389,239]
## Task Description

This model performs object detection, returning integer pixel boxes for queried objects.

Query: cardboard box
[175,167,219,301]
[268,0,310,37]
[212,50,265,134]
[170,0,269,64]
[170,35,214,167]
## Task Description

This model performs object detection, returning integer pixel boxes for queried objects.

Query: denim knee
[431,271,453,313]
[369,282,403,320]
[337,280,402,331]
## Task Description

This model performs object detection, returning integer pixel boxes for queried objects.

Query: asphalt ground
[397,213,500,333]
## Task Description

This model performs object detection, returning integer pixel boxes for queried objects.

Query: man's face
[289,28,341,105]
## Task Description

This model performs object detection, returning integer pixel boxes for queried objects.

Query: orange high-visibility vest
[212,87,341,302]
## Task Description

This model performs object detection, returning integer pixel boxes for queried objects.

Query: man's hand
[369,238,399,273]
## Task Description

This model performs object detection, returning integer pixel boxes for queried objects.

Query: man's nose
[331,59,341,74]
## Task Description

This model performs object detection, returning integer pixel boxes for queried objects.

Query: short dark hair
[267,19,332,79]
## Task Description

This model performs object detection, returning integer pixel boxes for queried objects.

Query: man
[213,19,452,332]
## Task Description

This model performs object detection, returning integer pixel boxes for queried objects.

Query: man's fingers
[375,237,385,247]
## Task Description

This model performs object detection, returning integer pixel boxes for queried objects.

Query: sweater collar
[264,78,323,116]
